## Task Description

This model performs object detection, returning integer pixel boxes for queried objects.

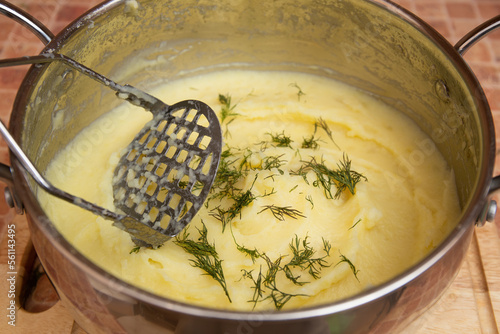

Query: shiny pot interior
[9,0,495,333]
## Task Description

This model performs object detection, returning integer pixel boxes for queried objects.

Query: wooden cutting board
[1,213,499,334]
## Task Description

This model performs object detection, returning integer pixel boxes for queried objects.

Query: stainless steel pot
[1,0,499,333]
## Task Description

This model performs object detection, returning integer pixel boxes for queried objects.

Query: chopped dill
[190,93,364,308]
[314,117,340,150]
[241,261,306,311]
[218,93,240,137]
[314,117,333,141]
[129,246,141,254]
[178,180,189,189]
[258,205,306,221]
[242,268,264,308]
[237,244,261,264]
[239,148,255,169]
[289,82,306,101]
[236,233,332,309]
[301,134,321,150]
[174,222,232,302]
[260,253,285,287]
[208,147,245,203]
[336,252,360,282]
[267,131,293,148]
[208,206,231,232]
[349,218,362,230]
[218,93,239,124]
[305,195,314,209]
[265,281,305,310]
[226,188,257,219]
[240,149,287,173]
[260,154,286,174]
[209,175,275,232]
[291,154,367,199]
[284,235,331,282]
[228,222,262,263]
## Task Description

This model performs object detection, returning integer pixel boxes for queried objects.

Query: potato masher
[0,53,222,248]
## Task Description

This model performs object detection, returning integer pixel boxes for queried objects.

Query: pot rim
[10,0,496,322]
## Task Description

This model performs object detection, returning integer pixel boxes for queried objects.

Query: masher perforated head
[112,100,222,247]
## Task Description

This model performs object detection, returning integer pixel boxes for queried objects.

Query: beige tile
[446,2,478,19]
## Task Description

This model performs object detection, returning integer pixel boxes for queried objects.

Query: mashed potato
[38,70,460,311]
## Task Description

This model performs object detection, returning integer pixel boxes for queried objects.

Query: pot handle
[0,0,54,44]
[0,0,55,214]
[455,15,500,56]
[454,15,500,226]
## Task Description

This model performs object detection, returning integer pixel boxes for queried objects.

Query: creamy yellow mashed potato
[38,70,460,311]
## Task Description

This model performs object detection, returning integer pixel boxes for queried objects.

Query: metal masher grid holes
[113,105,216,233]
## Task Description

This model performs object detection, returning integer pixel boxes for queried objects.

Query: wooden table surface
[0,0,500,333]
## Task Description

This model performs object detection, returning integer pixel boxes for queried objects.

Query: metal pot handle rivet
[476,199,497,227]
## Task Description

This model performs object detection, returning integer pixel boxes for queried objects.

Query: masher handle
[0,117,122,222]
[0,53,167,112]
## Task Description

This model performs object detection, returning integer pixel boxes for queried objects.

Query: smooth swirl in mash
[39,70,460,311]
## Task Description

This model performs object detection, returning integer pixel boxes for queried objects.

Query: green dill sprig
[210,144,286,211]
[305,195,314,209]
[260,253,285,287]
[265,280,305,310]
[173,222,232,302]
[240,149,287,174]
[208,147,245,203]
[209,206,232,232]
[314,117,340,150]
[314,117,333,142]
[301,134,321,150]
[219,93,239,124]
[210,147,282,204]
[259,253,307,310]
[333,154,367,197]
[291,154,367,199]
[226,189,257,221]
[129,246,141,254]
[239,148,256,170]
[349,218,362,230]
[289,82,306,101]
[218,93,240,138]
[236,241,303,310]
[235,233,333,309]
[284,235,331,283]
[228,222,262,264]
[209,175,258,231]
[257,205,306,221]
[209,174,275,232]
[261,154,287,174]
[267,131,293,148]
[241,268,264,309]
[237,244,261,264]
[336,252,360,282]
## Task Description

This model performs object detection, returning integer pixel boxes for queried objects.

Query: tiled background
[0,0,499,332]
